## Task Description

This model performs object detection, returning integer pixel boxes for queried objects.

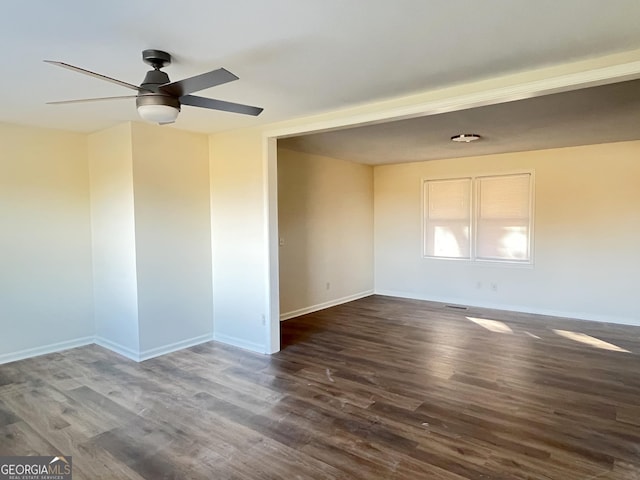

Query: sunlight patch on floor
[553,329,630,353]
[466,317,513,334]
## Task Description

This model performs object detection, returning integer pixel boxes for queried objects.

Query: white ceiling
[2,0,640,134]
[279,79,640,164]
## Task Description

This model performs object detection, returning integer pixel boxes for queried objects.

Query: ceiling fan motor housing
[135,93,180,111]
[140,69,171,92]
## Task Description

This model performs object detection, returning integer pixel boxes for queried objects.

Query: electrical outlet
[491,282,498,292]
[279,238,285,246]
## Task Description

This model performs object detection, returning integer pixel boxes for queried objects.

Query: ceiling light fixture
[136,94,180,124]
[451,133,481,143]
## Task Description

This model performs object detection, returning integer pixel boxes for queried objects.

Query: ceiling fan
[45,49,263,124]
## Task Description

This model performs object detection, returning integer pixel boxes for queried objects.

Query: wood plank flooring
[1,295,640,479]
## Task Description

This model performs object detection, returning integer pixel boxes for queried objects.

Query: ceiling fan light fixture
[137,104,180,124]
[136,94,181,124]
[451,133,481,143]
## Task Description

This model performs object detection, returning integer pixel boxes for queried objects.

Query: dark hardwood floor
[1,295,640,479]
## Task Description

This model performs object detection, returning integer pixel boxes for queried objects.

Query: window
[423,173,533,263]
[424,178,472,259]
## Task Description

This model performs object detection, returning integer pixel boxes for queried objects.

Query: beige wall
[374,141,640,325]
[278,148,374,318]
[0,123,94,362]
[88,123,140,355]
[131,123,213,355]
[209,129,268,352]
[89,122,214,359]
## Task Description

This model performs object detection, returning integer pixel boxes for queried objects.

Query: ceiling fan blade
[180,95,263,116]
[158,68,238,97]
[44,60,151,93]
[46,94,140,105]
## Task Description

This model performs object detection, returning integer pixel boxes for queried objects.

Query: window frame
[422,170,535,266]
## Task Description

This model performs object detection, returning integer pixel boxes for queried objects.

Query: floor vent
[445,304,469,310]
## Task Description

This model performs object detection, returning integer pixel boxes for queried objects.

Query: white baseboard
[280,290,374,321]
[138,333,214,362]
[0,336,95,366]
[375,289,640,327]
[2,331,261,365]
[212,333,266,354]
[95,333,216,362]
[94,337,140,362]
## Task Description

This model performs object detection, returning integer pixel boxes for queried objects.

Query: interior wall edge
[264,136,280,353]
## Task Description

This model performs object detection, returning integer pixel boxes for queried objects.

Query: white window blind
[424,178,471,258]
[423,173,533,263]
[476,174,531,261]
